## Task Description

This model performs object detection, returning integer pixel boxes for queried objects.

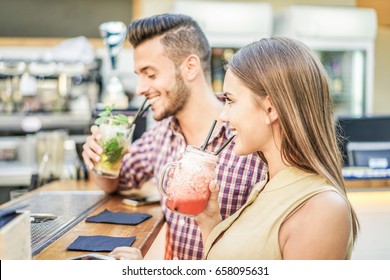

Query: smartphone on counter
[69,253,114,260]
[122,195,160,207]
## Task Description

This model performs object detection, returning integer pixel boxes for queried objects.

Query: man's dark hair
[128,13,211,79]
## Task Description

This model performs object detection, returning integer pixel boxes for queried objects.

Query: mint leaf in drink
[94,105,130,126]
[106,147,124,163]
[103,138,124,163]
[105,138,120,152]
[113,114,129,125]
[95,117,104,125]
[98,110,111,117]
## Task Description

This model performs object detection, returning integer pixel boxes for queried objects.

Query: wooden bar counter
[0,179,164,260]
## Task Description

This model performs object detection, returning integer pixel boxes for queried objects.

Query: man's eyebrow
[135,66,156,75]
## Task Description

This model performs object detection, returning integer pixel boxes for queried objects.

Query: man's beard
[154,71,190,121]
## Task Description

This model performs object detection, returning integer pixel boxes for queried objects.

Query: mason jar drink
[159,146,218,215]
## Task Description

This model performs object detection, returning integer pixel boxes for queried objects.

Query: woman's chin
[234,145,255,156]
[233,146,245,156]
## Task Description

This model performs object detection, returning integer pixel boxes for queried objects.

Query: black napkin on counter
[67,235,136,252]
[86,209,152,225]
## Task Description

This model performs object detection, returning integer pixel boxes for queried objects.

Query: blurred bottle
[61,139,80,180]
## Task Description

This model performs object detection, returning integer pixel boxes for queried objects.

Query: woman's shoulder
[279,189,352,259]
[303,190,350,219]
[288,186,351,229]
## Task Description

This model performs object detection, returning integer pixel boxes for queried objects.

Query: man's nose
[135,79,149,96]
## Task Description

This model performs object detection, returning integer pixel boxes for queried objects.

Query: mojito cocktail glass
[93,121,134,178]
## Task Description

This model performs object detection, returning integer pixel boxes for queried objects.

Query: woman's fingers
[196,180,220,219]
[194,180,222,241]
[205,180,220,213]
[209,179,219,194]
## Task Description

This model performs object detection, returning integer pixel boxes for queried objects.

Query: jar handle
[158,162,177,199]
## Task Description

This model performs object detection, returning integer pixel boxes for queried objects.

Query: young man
[82,13,267,260]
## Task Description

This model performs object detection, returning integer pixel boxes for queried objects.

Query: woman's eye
[225,98,233,105]
[147,74,156,79]
[222,93,233,105]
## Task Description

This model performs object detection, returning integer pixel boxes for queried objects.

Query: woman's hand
[108,247,143,260]
[194,180,222,244]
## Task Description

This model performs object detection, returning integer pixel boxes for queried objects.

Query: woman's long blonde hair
[227,37,359,241]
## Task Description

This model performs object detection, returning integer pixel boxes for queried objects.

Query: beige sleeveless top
[204,167,354,259]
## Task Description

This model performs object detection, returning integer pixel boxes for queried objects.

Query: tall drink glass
[92,119,134,178]
[159,146,218,215]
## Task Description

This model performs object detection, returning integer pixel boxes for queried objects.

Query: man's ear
[182,55,201,81]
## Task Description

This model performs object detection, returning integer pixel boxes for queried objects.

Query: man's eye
[147,74,156,79]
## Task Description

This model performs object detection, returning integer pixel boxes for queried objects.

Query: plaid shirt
[119,117,267,260]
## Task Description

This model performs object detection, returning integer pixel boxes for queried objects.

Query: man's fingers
[82,131,103,170]
[108,247,142,260]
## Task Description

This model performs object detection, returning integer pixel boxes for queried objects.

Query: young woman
[195,37,359,260]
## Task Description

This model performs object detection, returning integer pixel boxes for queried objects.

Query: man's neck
[176,90,223,147]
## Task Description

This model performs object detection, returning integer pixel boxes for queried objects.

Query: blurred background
[1,0,390,260]
[0,0,389,201]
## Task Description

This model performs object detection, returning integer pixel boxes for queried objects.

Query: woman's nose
[219,104,229,123]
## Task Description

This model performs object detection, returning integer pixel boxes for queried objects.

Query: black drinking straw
[129,98,149,127]
[201,120,217,151]
[214,135,235,155]
[138,104,151,119]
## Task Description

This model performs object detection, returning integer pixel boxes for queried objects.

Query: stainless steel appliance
[274,5,377,117]
[0,136,33,204]
[0,59,101,115]
[99,21,129,109]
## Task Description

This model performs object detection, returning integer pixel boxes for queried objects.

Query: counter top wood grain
[0,179,164,260]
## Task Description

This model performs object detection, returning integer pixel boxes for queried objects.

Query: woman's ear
[182,55,201,81]
[264,96,278,124]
